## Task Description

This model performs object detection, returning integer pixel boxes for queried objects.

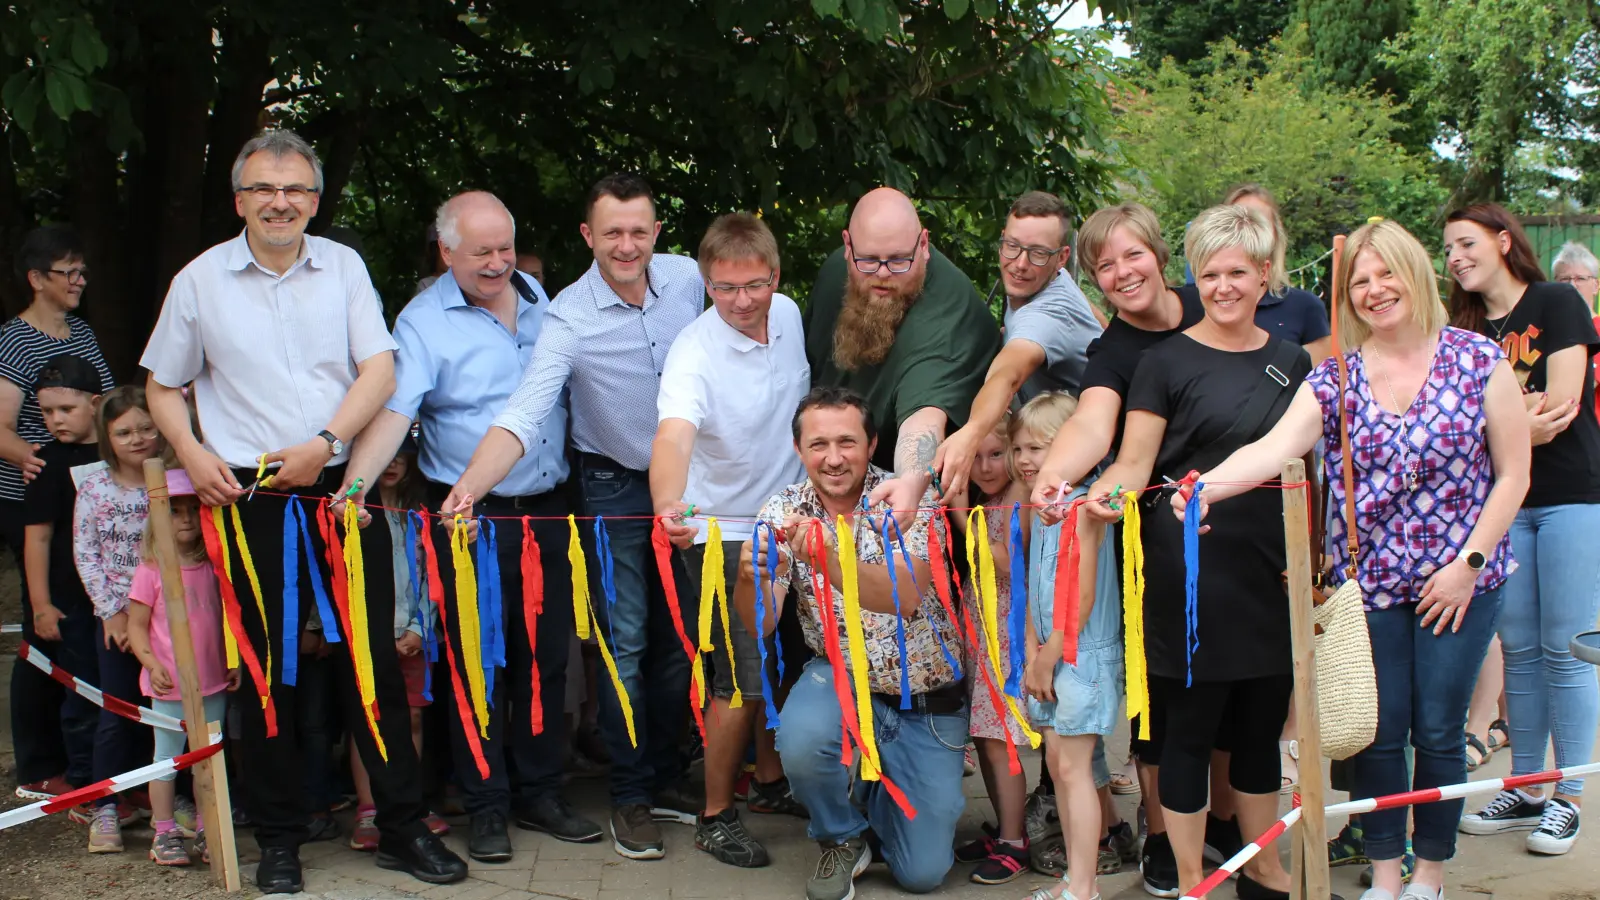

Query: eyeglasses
[999,238,1064,267]
[1558,274,1598,285]
[851,254,917,275]
[110,423,159,445]
[239,183,318,203]
[708,270,776,300]
[46,267,89,284]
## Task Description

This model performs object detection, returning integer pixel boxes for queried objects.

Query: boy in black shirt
[22,354,106,797]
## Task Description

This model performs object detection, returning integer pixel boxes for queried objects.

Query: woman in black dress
[1086,205,1310,899]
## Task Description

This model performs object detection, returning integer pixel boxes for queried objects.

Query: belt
[230,462,345,492]
[873,679,966,716]
[576,451,644,476]
[425,480,564,516]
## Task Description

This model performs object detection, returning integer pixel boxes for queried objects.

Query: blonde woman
[1178,220,1530,900]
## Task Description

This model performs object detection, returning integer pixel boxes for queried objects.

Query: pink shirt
[128,560,229,700]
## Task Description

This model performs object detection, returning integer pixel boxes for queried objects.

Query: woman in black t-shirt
[1085,206,1308,899]
[1445,203,1600,856]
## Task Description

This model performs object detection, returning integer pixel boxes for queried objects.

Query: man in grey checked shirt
[446,174,705,861]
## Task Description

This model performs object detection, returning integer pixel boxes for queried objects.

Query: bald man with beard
[802,188,1001,525]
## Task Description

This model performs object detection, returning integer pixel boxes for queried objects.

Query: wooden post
[143,458,241,891]
[1281,457,1330,900]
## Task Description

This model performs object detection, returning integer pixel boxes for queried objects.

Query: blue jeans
[93,624,152,807]
[1352,586,1504,862]
[578,455,695,806]
[1501,504,1600,796]
[776,659,969,894]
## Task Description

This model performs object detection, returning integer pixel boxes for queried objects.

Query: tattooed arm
[867,406,946,530]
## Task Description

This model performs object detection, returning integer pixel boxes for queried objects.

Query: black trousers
[222,465,426,849]
[424,483,574,815]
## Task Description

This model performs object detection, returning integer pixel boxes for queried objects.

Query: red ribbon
[650,519,707,742]
[1053,504,1082,666]
[198,510,277,736]
[418,511,489,780]
[520,516,544,737]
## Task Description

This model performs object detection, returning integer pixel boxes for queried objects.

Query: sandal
[1487,718,1511,752]
[1279,740,1300,794]
[1110,760,1140,796]
[1465,731,1490,772]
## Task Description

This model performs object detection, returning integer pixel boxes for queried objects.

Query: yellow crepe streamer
[965,508,1041,749]
[209,507,241,670]
[345,501,387,760]
[1122,493,1150,740]
[836,514,882,780]
[701,519,743,709]
[227,505,272,690]
[568,515,636,747]
[449,517,489,739]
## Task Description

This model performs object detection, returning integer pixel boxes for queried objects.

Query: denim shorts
[1027,642,1124,737]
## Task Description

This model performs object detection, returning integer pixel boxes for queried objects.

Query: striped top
[0,314,114,502]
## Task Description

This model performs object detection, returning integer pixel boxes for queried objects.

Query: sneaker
[173,796,199,838]
[349,807,380,851]
[516,795,604,843]
[87,803,124,853]
[610,804,665,860]
[126,789,152,819]
[971,839,1029,884]
[306,813,341,843]
[1031,832,1066,877]
[14,774,70,800]
[1140,831,1180,898]
[695,807,770,868]
[1024,789,1062,844]
[149,829,192,866]
[1358,891,1396,900]
[81,799,142,827]
[1203,814,1244,865]
[733,764,755,801]
[651,782,704,825]
[425,811,451,835]
[955,823,998,864]
[1527,797,1580,855]
[1460,789,1545,834]
[468,810,514,863]
[747,776,809,818]
[807,835,870,900]
[963,743,978,777]
[196,829,209,865]
[1328,821,1367,867]
[1396,884,1442,900]
[1106,820,1140,864]
[1098,843,1122,875]
[1358,842,1414,887]
[63,802,96,824]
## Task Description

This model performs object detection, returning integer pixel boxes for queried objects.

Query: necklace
[1364,344,1423,493]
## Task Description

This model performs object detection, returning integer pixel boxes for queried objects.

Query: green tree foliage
[2,0,1127,375]
[1114,0,1295,77]
[1113,32,1446,279]
[1298,0,1410,95]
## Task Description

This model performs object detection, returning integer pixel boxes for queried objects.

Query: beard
[832,266,926,371]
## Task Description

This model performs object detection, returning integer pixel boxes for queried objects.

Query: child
[950,411,1034,884]
[1016,392,1127,900]
[74,385,166,850]
[349,441,444,850]
[21,355,106,809]
[125,467,239,866]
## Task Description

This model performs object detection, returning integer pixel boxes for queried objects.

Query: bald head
[437,191,517,303]
[848,187,921,240]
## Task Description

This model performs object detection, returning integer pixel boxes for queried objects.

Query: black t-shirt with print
[1480,281,1600,507]
[1080,283,1204,453]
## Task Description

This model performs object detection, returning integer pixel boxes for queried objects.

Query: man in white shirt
[649,213,809,869]
[140,129,466,892]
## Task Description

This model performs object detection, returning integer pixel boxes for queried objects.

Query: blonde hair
[139,491,203,563]
[1009,392,1078,483]
[1221,184,1290,295]
[1335,219,1448,348]
[1185,204,1286,293]
[698,213,780,280]
[1077,202,1170,281]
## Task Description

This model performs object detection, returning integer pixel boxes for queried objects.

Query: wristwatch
[317,429,344,457]
[1464,549,1487,571]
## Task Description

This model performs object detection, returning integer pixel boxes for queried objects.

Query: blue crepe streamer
[476,517,502,700]
[750,521,782,729]
[1005,503,1028,698]
[280,502,300,687]
[593,517,619,648]
[882,512,961,678]
[289,501,340,644]
[875,514,912,709]
[1183,482,1204,687]
[406,511,434,703]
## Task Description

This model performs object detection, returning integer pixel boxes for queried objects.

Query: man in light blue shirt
[341,191,598,862]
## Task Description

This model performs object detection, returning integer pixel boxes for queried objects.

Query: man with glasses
[141,129,465,892]
[802,187,1001,526]
[933,190,1103,498]
[649,212,810,869]
[1,225,114,802]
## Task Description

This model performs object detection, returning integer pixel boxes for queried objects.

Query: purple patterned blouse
[1305,327,1514,611]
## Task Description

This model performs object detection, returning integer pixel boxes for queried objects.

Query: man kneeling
[736,386,967,899]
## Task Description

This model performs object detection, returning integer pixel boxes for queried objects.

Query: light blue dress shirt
[388,270,569,496]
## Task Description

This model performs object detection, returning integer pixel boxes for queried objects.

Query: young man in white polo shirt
[650,213,809,868]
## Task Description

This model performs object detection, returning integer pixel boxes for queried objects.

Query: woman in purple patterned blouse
[1176,220,1530,900]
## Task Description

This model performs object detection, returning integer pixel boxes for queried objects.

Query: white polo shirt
[140,232,397,469]
[657,293,809,544]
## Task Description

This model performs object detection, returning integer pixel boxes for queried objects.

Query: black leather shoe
[516,795,603,843]
[376,832,469,884]
[469,810,513,862]
[305,813,341,843]
[255,845,304,894]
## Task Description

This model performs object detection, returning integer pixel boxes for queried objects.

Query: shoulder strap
[1184,338,1303,473]
[1328,236,1359,578]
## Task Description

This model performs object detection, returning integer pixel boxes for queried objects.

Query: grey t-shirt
[1001,269,1103,401]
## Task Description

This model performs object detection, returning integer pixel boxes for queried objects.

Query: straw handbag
[1311,328,1380,760]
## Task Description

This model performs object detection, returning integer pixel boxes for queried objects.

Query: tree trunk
[0,124,29,317]
[68,114,140,380]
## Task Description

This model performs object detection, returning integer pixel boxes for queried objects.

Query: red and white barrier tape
[0,734,221,831]
[1181,759,1600,899]
[1,623,19,635]
[17,640,185,732]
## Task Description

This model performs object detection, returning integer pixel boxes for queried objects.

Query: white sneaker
[1358,890,1396,900]
[1397,884,1443,900]
[1526,797,1580,855]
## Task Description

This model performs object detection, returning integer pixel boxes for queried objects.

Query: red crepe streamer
[520,516,545,737]
[198,510,277,736]
[417,511,490,780]
[316,501,377,727]
[650,519,707,743]
[807,520,917,820]
[1053,505,1082,666]
[930,509,1020,776]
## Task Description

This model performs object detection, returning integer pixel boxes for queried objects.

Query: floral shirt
[761,465,962,695]
[72,464,149,619]
[1305,327,1513,610]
